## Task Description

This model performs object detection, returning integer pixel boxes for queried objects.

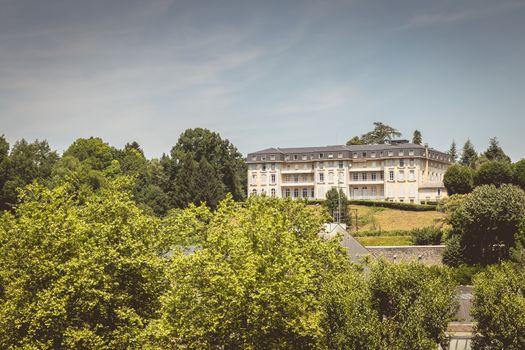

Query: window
[338,172,344,183]
[362,152,367,158]
[371,187,377,196]
[338,152,343,158]
[271,174,276,183]
[251,174,257,184]
[409,150,414,156]
[362,173,368,181]
[338,161,344,169]
[270,155,275,160]
[398,170,405,181]
[409,170,415,181]
[271,188,276,197]
[294,175,299,183]
[399,159,404,167]
[303,188,308,198]
[285,188,290,197]
[388,151,394,156]
[261,174,267,183]
[380,172,384,180]
[251,156,257,161]
[389,171,394,181]
[294,188,299,198]
[371,152,376,158]
[285,155,290,161]
[398,151,404,156]
[371,173,377,181]
[328,153,333,158]
[261,164,267,171]
[261,155,266,161]
[353,173,359,181]
[319,153,324,158]
[252,189,257,196]
[353,152,358,158]
[293,155,298,160]
[261,189,266,196]
[319,173,324,182]
[319,162,324,169]
[328,173,334,183]
[302,155,307,160]
[409,159,415,166]
[311,188,315,197]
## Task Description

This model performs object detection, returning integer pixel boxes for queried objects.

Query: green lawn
[355,235,413,246]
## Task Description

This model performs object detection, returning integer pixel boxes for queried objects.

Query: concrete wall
[365,245,445,265]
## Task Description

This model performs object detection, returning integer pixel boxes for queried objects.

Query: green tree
[152,196,347,349]
[472,262,525,350]
[1,138,59,209]
[324,187,350,225]
[457,184,525,265]
[448,140,458,163]
[0,135,9,210]
[443,164,474,195]
[62,137,116,171]
[512,159,525,191]
[369,261,457,350]
[474,160,513,187]
[345,136,363,145]
[0,178,168,349]
[360,122,402,145]
[483,137,511,163]
[167,128,246,209]
[412,130,422,145]
[459,139,478,168]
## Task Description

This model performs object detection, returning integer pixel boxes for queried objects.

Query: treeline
[0,128,247,215]
[0,182,458,349]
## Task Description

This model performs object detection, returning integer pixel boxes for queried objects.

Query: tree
[0,136,9,210]
[512,159,525,191]
[448,140,458,163]
[1,138,59,209]
[443,164,474,195]
[368,261,457,350]
[474,160,513,187]
[0,178,168,349]
[167,128,246,209]
[324,187,350,225]
[360,122,402,145]
[152,196,348,349]
[472,262,525,350]
[412,130,422,145]
[483,137,511,163]
[459,139,478,168]
[62,137,116,171]
[456,184,525,265]
[345,136,363,145]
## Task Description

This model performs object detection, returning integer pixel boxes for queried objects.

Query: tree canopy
[443,164,474,195]
[459,139,478,168]
[483,137,511,163]
[412,130,422,145]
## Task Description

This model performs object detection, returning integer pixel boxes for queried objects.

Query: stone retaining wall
[365,245,445,265]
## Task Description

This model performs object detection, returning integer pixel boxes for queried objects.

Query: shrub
[410,226,442,245]
[450,264,484,285]
[474,160,513,187]
[324,187,350,225]
[349,200,437,211]
[442,235,465,267]
[472,262,525,350]
[443,164,474,195]
[513,159,525,191]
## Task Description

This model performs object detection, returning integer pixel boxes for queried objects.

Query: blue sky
[1,0,524,159]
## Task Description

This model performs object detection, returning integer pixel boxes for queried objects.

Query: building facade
[246,141,450,204]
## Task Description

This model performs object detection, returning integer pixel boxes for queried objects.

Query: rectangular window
[399,159,404,167]
[262,164,267,171]
[271,174,276,183]
[398,170,405,181]
[371,173,377,181]
[380,172,384,180]
[362,173,368,181]
[389,171,394,181]
[371,152,376,158]
[388,151,394,156]
[353,152,358,159]
[251,174,257,184]
[294,175,299,183]
[311,188,315,197]
[409,150,414,156]
[328,173,334,183]
[294,188,299,198]
[398,151,404,156]
[353,173,359,181]
[409,170,415,181]
[409,159,415,166]
[338,152,343,158]
[303,188,308,198]
[319,153,324,158]
[302,155,307,160]
[362,152,367,158]
[328,153,333,158]
[338,161,344,169]
[293,155,298,160]
[285,188,290,197]
[319,173,324,182]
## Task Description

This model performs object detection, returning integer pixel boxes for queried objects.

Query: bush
[513,159,525,190]
[472,262,525,350]
[450,264,484,285]
[442,235,465,267]
[410,226,442,245]
[324,187,350,225]
[474,160,513,187]
[443,164,474,195]
[349,200,437,211]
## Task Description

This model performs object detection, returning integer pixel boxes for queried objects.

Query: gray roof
[249,142,443,155]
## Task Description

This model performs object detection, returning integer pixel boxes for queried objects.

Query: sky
[1,0,524,160]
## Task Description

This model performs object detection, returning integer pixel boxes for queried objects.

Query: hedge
[306,199,438,211]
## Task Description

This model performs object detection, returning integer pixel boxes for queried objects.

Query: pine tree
[483,137,511,163]
[459,139,478,168]
[412,130,422,145]
[448,140,458,163]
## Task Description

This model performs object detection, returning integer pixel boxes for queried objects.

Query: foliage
[412,130,422,145]
[450,264,484,285]
[448,140,458,163]
[456,184,525,265]
[324,187,350,225]
[355,236,413,246]
[512,159,525,191]
[360,122,402,145]
[151,196,347,349]
[166,128,246,209]
[472,262,525,350]
[349,199,437,211]
[474,160,513,187]
[459,139,478,168]
[410,226,442,245]
[482,137,511,163]
[345,136,363,145]
[369,261,457,350]
[1,138,59,210]
[0,178,168,349]
[443,164,474,195]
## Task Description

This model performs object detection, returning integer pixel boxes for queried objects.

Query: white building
[247,141,450,204]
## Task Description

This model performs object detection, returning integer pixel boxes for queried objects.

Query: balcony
[349,167,383,172]
[281,168,315,174]
[348,179,384,185]
[281,181,315,187]
[349,195,385,201]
